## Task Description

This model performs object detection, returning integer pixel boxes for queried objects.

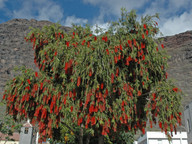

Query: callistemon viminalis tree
[2,9,182,142]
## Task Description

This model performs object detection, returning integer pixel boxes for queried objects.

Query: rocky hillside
[0,18,192,115]
[163,31,192,108]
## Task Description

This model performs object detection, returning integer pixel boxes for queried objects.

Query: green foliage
[2,9,182,143]
[0,111,22,141]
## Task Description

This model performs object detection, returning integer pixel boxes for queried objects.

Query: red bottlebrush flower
[159,122,162,129]
[87,41,90,47]
[146,30,149,35]
[34,84,38,91]
[78,117,83,126]
[89,69,92,77]
[138,90,141,96]
[141,43,145,49]
[120,45,123,50]
[114,56,118,64]
[73,89,76,97]
[152,93,156,100]
[156,47,159,52]
[65,62,68,72]
[27,79,31,84]
[35,72,38,77]
[40,83,43,90]
[66,41,70,47]
[118,54,121,60]
[133,39,137,46]
[114,47,118,53]
[143,24,147,29]
[82,40,86,45]
[150,120,153,128]
[142,34,145,39]
[105,36,108,42]
[3,94,6,100]
[111,73,114,83]
[69,91,72,98]
[61,34,64,39]
[91,116,96,125]
[89,104,94,113]
[142,55,145,60]
[127,40,132,47]
[179,112,182,116]
[161,44,164,48]
[94,36,97,41]
[105,89,108,95]
[128,40,131,44]
[116,68,119,77]
[121,101,125,107]
[173,87,178,92]
[171,114,174,120]
[127,55,132,62]
[102,129,107,136]
[94,106,98,112]
[126,59,129,66]
[165,72,168,79]
[106,49,109,55]
[77,77,81,87]
[70,106,73,112]
[142,128,145,134]
[54,51,57,56]
[102,36,108,42]
[89,34,93,37]
[85,124,88,129]
[101,83,104,89]
[120,116,123,123]
[73,32,75,36]
[25,86,30,90]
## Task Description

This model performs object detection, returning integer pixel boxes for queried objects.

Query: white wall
[137,131,188,144]
[0,141,19,144]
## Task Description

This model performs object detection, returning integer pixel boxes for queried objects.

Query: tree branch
[60,121,80,137]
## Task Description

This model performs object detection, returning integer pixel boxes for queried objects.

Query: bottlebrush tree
[2,9,182,143]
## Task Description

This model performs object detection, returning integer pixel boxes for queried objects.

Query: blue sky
[0,0,192,36]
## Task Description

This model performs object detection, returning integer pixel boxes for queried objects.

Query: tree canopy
[2,9,182,143]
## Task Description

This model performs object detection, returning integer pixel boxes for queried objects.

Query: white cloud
[84,0,192,36]
[12,0,88,27]
[160,10,192,36]
[13,1,34,19]
[169,0,191,10]
[141,0,192,36]
[83,0,148,23]
[0,0,7,9]
[64,16,88,27]
[36,4,63,22]
[12,0,64,22]
[91,22,111,35]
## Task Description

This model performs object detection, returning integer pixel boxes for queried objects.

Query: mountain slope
[163,31,192,107]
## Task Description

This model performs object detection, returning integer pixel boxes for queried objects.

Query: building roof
[23,121,32,127]
[0,132,20,141]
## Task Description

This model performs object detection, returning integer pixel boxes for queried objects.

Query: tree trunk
[85,134,91,144]
[98,135,104,144]
[79,124,84,144]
